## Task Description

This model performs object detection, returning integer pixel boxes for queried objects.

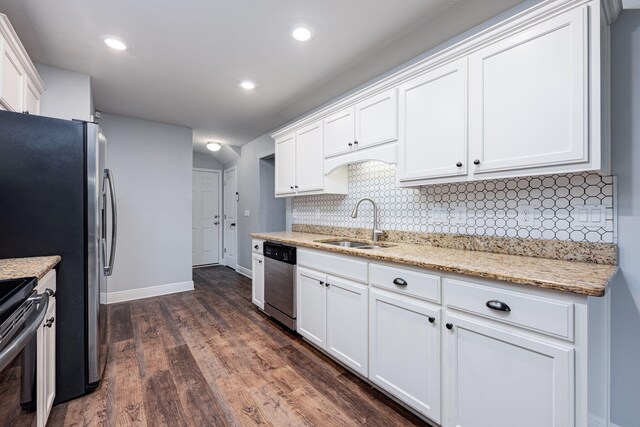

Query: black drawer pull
[254,245,259,250]
[428,317,435,324]
[486,300,511,312]
[446,323,453,330]
[393,278,407,286]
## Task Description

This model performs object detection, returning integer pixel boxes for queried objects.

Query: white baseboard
[106,280,194,304]
[236,265,252,279]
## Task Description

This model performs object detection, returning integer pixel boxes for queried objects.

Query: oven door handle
[0,290,51,372]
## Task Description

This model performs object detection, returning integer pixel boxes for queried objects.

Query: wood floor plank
[44,266,431,427]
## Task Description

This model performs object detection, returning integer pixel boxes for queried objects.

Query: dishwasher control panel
[263,242,296,265]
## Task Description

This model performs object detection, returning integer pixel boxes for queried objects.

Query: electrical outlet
[451,207,467,225]
[572,204,606,228]
[243,210,250,217]
[431,207,447,224]
[517,205,535,227]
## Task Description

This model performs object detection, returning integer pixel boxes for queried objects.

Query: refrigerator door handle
[102,169,117,276]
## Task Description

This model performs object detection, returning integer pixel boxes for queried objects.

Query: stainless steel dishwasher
[263,242,297,330]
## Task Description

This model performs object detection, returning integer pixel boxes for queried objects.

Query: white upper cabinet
[468,7,588,177]
[273,0,611,186]
[0,15,44,115]
[354,88,398,150]
[274,133,297,196]
[295,122,324,193]
[324,108,355,158]
[397,59,468,182]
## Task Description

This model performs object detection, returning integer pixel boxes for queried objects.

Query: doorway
[223,166,238,270]
[192,169,222,266]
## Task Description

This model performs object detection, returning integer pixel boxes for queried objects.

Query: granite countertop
[0,256,61,281]
[250,231,618,297]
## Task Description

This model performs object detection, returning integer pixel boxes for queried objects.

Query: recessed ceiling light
[239,80,256,90]
[104,37,128,51]
[290,24,313,42]
[206,142,222,152]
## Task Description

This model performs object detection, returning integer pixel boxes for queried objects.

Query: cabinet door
[295,121,324,193]
[326,276,368,376]
[252,254,264,309]
[397,58,468,182]
[296,267,327,348]
[369,288,441,422]
[355,88,397,150]
[37,297,56,427]
[0,38,24,112]
[443,313,574,427]
[274,133,297,196]
[323,107,355,158]
[24,78,40,115]
[468,7,588,175]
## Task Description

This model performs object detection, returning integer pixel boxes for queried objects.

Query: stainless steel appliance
[0,111,117,402]
[263,242,297,330]
[0,277,52,423]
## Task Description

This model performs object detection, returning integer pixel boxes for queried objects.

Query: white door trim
[192,168,223,266]
[223,166,238,269]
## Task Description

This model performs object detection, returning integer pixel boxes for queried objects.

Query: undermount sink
[316,240,392,250]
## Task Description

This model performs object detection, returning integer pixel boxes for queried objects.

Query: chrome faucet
[351,198,385,242]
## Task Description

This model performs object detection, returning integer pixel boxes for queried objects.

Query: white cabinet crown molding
[270,0,608,142]
[0,14,45,93]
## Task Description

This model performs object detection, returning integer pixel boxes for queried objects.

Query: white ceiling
[0,0,526,158]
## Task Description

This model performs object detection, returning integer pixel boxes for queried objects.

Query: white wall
[99,113,193,299]
[35,63,93,121]
[609,10,640,427]
[224,133,285,270]
[193,151,223,170]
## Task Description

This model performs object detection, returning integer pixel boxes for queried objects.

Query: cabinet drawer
[36,269,56,295]
[252,239,264,254]
[445,279,574,340]
[297,248,367,283]
[369,263,440,303]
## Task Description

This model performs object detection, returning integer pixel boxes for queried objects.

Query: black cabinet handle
[354,140,358,145]
[428,317,435,324]
[258,260,262,264]
[325,283,330,287]
[319,281,324,285]
[230,223,236,227]
[446,323,453,330]
[393,278,407,286]
[456,162,463,167]
[348,142,353,147]
[486,300,511,312]
[295,185,299,189]
[45,317,55,328]
[473,159,481,165]
[290,186,294,189]
[254,245,259,250]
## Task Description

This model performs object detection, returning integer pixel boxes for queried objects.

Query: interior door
[192,170,220,266]
[223,167,237,269]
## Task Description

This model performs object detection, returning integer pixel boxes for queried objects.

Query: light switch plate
[431,207,447,224]
[517,205,535,227]
[572,204,606,228]
[243,210,250,217]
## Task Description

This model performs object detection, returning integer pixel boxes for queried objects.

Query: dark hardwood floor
[48,266,430,427]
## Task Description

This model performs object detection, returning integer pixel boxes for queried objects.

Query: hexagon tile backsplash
[292,161,616,244]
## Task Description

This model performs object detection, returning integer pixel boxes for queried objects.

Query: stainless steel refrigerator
[0,110,117,403]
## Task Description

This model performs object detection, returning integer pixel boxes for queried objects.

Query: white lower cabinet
[297,267,327,348]
[369,288,441,423]
[443,312,574,427]
[251,253,264,309]
[35,269,56,427]
[296,267,369,376]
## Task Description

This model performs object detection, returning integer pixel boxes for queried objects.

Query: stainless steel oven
[263,242,297,330]
[0,277,52,423]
